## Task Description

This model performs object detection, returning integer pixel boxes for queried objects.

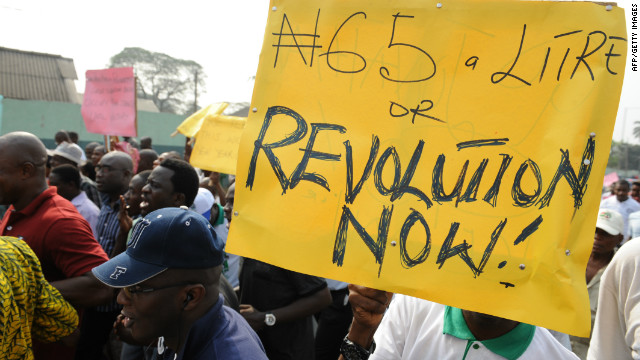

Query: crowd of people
[0,129,638,359]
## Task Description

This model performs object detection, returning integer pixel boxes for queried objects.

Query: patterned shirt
[95,197,122,312]
[0,236,78,359]
[95,198,121,258]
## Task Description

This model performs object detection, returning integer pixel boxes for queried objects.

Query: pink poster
[81,67,137,136]
[602,172,619,188]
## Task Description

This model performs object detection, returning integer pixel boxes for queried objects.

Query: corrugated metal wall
[0,47,79,103]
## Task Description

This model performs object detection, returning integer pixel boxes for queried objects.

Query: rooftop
[0,47,80,103]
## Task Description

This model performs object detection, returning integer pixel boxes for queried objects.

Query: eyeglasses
[122,281,196,297]
[95,164,125,173]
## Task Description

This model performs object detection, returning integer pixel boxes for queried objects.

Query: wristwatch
[264,312,276,326]
[340,335,375,360]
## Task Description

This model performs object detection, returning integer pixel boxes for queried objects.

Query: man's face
[0,150,23,206]
[631,184,640,201]
[91,147,105,166]
[615,183,630,202]
[96,154,129,196]
[140,166,177,215]
[85,144,97,157]
[116,273,184,345]
[593,227,622,255]
[223,183,235,224]
[124,175,146,217]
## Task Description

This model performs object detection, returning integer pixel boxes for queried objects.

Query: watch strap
[340,335,375,360]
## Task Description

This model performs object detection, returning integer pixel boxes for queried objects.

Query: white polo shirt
[371,295,578,360]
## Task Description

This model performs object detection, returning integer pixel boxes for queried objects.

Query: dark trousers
[315,288,353,360]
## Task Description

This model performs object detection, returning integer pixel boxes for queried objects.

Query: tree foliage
[634,121,640,141]
[608,140,640,176]
[109,47,206,114]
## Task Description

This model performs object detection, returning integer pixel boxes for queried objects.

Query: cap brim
[596,223,621,236]
[92,251,167,288]
[52,150,80,165]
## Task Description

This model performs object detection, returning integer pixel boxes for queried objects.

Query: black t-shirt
[239,258,327,360]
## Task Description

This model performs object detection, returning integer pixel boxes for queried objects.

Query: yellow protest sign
[226,0,627,336]
[175,102,228,138]
[190,115,246,174]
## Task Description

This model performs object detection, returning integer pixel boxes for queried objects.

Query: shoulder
[600,196,615,205]
[0,236,38,269]
[390,294,443,313]
[37,195,94,237]
[609,239,640,272]
[80,175,97,186]
[601,239,640,288]
[626,198,640,209]
[191,305,267,359]
[372,296,445,360]
[75,194,99,211]
[36,193,86,223]
[520,327,579,359]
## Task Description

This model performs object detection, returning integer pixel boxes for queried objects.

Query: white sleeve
[371,295,408,360]
[588,240,640,359]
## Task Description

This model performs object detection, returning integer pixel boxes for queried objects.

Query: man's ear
[20,162,36,178]
[174,192,186,207]
[181,285,206,311]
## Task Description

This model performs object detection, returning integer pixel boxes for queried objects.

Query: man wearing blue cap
[92,207,267,360]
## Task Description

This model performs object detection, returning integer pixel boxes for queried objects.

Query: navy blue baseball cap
[92,207,224,288]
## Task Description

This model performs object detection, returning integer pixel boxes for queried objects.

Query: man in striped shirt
[76,150,133,360]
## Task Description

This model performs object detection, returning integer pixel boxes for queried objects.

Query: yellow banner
[226,0,627,336]
[190,115,246,174]
[176,102,228,138]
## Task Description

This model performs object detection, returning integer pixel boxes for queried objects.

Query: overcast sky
[0,0,268,102]
[0,0,638,142]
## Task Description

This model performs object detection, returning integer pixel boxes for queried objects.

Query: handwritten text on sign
[81,67,137,137]
[226,0,627,336]
[190,115,246,175]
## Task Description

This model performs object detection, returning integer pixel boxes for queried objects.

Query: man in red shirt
[0,131,112,359]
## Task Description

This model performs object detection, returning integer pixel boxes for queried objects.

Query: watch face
[265,313,276,326]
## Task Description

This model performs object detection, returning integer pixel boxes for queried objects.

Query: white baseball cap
[596,208,624,236]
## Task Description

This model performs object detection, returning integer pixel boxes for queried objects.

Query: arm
[240,286,332,331]
[2,237,80,345]
[46,215,111,301]
[338,284,393,360]
[209,172,227,206]
[33,278,79,344]
[51,271,114,308]
[112,195,132,257]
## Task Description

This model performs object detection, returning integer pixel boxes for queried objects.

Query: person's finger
[119,195,128,214]
[349,284,392,305]
[348,284,393,313]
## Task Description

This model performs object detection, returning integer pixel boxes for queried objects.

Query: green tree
[108,47,206,114]
[634,121,640,141]
[608,141,640,176]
